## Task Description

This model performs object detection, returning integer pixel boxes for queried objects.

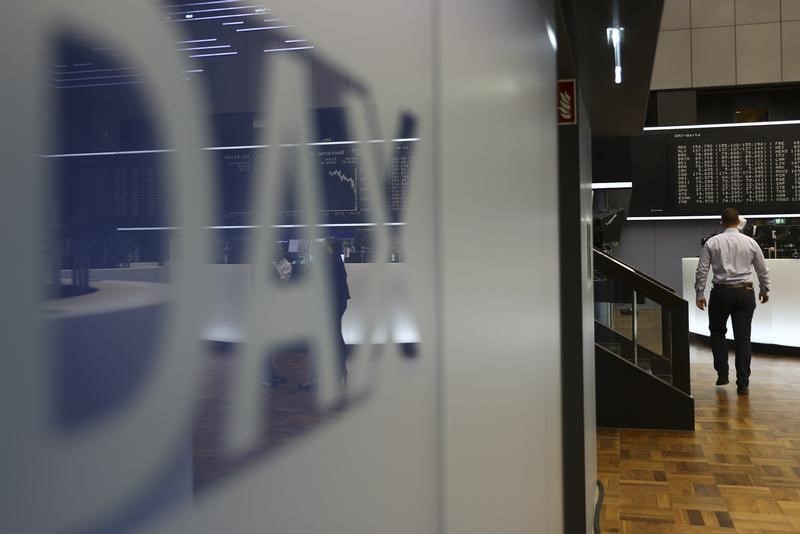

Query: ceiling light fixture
[592,182,632,190]
[606,27,623,84]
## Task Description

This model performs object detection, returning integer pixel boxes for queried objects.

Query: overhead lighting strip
[178,44,231,51]
[169,0,242,9]
[41,138,421,158]
[52,80,147,89]
[175,11,263,21]
[264,46,314,53]
[189,51,238,58]
[176,38,218,44]
[628,214,800,221]
[592,182,632,190]
[170,5,259,16]
[50,73,143,83]
[116,223,408,231]
[50,66,136,76]
[236,25,290,32]
[41,149,174,158]
[644,119,800,131]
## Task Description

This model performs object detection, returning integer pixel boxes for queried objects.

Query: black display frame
[630,124,800,217]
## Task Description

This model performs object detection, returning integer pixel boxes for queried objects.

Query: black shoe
[263,374,287,387]
[272,374,287,385]
[737,385,749,395]
[716,375,729,386]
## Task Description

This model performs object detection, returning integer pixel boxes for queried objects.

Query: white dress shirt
[272,257,293,281]
[694,227,770,299]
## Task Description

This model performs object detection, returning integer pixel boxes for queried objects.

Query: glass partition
[594,274,635,363]
[635,298,671,382]
[593,250,690,394]
[2,1,566,533]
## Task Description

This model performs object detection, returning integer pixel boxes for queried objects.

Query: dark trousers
[708,286,756,386]
[335,304,347,382]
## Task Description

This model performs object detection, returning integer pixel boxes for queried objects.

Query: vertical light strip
[606,27,623,84]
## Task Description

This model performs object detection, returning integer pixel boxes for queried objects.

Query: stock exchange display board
[58,141,414,228]
[58,153,165,226]
[219,143,412,225]
[629,125,800,217]
[55,98,418,227]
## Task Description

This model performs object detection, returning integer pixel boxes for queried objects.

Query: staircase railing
[593,249,690,395]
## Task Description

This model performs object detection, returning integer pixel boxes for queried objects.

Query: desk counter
[682,258,800,349]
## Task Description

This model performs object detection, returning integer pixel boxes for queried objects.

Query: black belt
[713,282,753,289]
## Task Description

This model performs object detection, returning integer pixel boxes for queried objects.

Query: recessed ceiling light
[606,27,624,85]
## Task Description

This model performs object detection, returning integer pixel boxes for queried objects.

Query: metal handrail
[595,250,677,295]
[594,251,684,306]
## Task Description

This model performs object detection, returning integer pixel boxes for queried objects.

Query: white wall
[440,1,563,532]
[615,220,719,291]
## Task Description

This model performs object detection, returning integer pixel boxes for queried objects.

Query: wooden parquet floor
[192,348,357,492]
[598,343,800,533]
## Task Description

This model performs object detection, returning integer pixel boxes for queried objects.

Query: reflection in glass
[33,2,428,530]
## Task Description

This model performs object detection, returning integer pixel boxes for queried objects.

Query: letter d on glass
[0,1,213,532]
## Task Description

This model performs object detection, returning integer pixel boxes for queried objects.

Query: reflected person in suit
[265,243,292,387]
[300,237,350,389]
[324,237,351,384]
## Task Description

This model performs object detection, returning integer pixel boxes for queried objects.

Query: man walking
[695,208,770,395]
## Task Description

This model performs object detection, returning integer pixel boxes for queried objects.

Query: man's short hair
[721,207,739,227]
[323,236,342,255]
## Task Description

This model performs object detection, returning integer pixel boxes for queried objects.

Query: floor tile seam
[747,456,800,464]
[668,501,730,510]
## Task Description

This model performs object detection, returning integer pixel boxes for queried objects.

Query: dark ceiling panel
[560,0,663,137]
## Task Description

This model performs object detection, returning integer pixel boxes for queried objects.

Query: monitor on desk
[593,209,626,249]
